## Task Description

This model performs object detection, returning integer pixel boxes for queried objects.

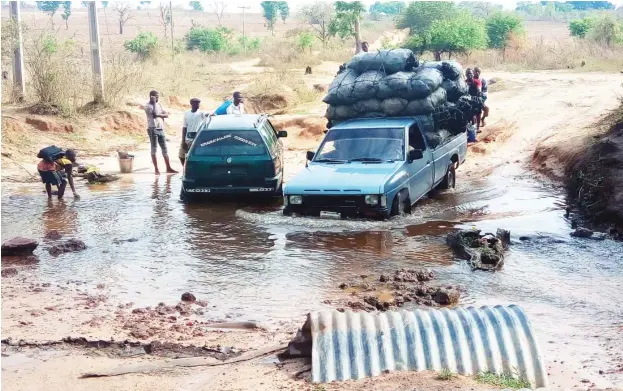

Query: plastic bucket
[119,157,134,173]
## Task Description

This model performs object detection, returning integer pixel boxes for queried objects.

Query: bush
[238,36,261,52]
[123,32,158,59]
[588,14,622,46]
[186,27,228,52]
[485,12,523,50]
[569,18,593,38]
[297,31,314,52]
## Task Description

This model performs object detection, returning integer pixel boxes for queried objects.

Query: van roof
[202,114,267,131]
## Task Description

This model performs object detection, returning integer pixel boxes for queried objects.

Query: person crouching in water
[38,158,67,200]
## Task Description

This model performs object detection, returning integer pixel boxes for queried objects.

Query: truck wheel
[180,188,195,204]
[282,207,293,216]
[439,165,456,190]
[391,191,411,216]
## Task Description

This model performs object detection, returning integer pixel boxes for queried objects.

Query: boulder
[571,227,594,238]
[44,230,63,240]
[446,229,509,271]
[432,288,460,305]
[2,237,39,256]
[181,292,196,302]
[1,267,18,277]
[48,239,87,256]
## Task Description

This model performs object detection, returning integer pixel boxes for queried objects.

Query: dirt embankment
[534,100,623,235]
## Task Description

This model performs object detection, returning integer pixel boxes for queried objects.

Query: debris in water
[44,230,63,240]
[181,292,196,302]
[446,228,509,271]
[1,268,18,278]
[49,239,87,256]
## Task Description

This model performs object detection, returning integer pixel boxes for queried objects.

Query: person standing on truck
[474,67,489,127]
[145,90,177,175]
[226,92,245,115]
[179,98,206,166]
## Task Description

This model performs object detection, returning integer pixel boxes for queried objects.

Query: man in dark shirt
[474,67,489,127]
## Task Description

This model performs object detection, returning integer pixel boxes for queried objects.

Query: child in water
[37,149,79,200]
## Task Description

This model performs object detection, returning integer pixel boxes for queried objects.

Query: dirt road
[2,69,623,391]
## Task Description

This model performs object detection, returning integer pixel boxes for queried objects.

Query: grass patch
[436,368,457,381]
[475,371,531,389]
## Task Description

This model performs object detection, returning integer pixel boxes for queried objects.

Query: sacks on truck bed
[441,78,468,102]
[351,70,385,101]
[403,88,447,116]
[351,99,382,113]
[421,61,463,81]
[377,68,443,100]
[424,129,451,149]
[381,97,409,116]
[348,49,417,75]
[323,69,359,105]
[325,105,358,121]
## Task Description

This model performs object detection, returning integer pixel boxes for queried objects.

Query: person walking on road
[474,67,490,127]
[179,98,206,166]
[226,92,245,115]
[145,90,177,174]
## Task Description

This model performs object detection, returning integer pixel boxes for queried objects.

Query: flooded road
[2,164,623,388]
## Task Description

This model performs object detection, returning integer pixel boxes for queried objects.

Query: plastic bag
[377,72,413,99]
[351,99,382,113]
[323,69,359,105]
[351,70,385,101]
[325,105,358,121]
[421,60,463,81]
[441,78,468,102]
[348,49,417,75]
[37,146,64,163]
[403,88,447,116]
[409,68,444,99]
[424,129,451,149]
[381,98,409,116]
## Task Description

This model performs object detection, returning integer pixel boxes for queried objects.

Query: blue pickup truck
[283,116,467,219]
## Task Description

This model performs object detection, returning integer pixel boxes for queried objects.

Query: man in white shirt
[179,98,206,166]
[226,91,245,115]
[144,90,177,174]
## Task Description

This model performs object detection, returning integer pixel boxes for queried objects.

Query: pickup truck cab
[283,116,467,219]
[181,114,287,202]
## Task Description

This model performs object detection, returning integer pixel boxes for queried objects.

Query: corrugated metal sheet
[308,305,548,387]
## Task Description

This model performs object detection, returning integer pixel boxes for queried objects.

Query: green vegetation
[36,1,60,25]
[369,1,405,15]
[189,1,203,12]
[485,12,524,51]
[475,371,531,389]
[298,2,335,48]
[297,31,314,52]
[60,1,71,30]
[185,26,229,52]
[569,18,594,38]
[123,32,159,59]
[436,368,457,381]
[516,1,616,21]
[426,13,487,59]
[398,1,456,34]
[329,0,365,49]
[260,1,289,35]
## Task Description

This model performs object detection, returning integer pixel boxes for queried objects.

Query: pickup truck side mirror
[408,149,424,162]
[306,151,315,161]
[277,130,288,138]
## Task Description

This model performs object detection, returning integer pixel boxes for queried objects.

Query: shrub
[123,32,158,59]
[569,18,593,38]
[238,36,261,52]
[485,12,523,51]
[588,14,622,47]
[297,31,314,52]
[186,27,228,52]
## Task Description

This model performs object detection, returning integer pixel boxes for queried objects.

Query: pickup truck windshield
[315,127,404,162]
[192,130,267,156]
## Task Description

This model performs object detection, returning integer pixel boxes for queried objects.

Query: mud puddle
[2,167,623,388]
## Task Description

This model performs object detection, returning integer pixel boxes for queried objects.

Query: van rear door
[187,130,272,187]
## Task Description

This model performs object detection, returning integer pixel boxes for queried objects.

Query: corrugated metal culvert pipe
[288,305,548,388]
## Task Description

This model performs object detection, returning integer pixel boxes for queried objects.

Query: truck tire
[439,165,456,190]
[180,188,195,204]
[391,190,411,216]
[282,207,293,216]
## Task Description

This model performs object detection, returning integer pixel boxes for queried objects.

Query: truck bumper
[283,195,390,219]
[182,179,281,196]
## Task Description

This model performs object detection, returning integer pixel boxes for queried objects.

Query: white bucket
[118,157,134,173]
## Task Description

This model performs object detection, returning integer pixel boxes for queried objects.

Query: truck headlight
[365,195,379,206]
[289,195,303,205]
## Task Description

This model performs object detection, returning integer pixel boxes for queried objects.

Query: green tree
[299,1,335,48]
[101,1,108,7]
[189,1,202,11]
[297,31,314,52]
[61,1,71,29]
[427,13,487,59]
[124,31,158,59]
[278,1,289,23]
[37,1,61,25]
[369,1,405,15]
[329,1,365,53]
[588,14,621,46]
[485,12,523,52]
[261,1,279,35]
[186,26,228,52]
[397,1,456,34]
[458,1,503,19]
[569,18,593,38]
[565,1,614,10]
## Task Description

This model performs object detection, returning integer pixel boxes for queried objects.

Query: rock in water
[1,237,39,256]
[446,229,508,271]
[1,267,18,277]
[45,230,63,240]
[571,227,594,238]
[48,239,87,256]
[432,288,460,305]
[181,292,196,302]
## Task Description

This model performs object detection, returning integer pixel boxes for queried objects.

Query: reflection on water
[2,169,623,382]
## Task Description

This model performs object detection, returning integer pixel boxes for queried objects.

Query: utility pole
[238,6,250,54]
[169,1,174,57]
[9,1,25,102]
[87,1,104,103]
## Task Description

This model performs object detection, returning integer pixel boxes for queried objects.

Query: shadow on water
[2,168,623,381]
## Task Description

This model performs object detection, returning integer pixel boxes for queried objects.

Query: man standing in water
[145,90,177,174]
[179,98,206,166]
[226,92,245,115]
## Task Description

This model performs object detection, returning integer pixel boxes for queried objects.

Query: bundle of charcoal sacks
[323,49,483,147]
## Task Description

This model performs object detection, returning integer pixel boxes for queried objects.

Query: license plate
[249,188,274,192]
[320,211,341,219]
[186,188,210,193]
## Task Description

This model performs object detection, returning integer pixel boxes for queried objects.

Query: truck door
[407,125,434,201]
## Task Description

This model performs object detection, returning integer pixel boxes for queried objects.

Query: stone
[432,288,460,305]
[1,237,39,256]
[571,227,594,238]
[379,274,390,282]
[48,239,87,256]
[181,292,196,302]
[1,268,18,277]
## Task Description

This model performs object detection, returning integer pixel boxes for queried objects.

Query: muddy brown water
[2,166,623,387]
